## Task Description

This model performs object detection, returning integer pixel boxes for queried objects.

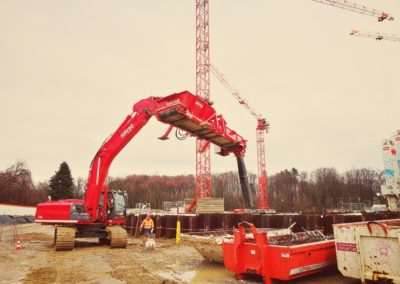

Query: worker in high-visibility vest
[140,213,154,241]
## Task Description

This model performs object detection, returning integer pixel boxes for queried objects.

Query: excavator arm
[36,91,251,224]
[84,110,153,219]
[83,91,251,221]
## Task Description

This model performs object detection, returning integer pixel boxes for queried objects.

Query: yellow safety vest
[140,218,154,229]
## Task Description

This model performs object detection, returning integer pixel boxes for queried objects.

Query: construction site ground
[0,224,359,284]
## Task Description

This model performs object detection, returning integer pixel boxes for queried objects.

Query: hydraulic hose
[236,156,254,208]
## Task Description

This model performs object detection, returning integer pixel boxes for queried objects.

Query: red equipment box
[223,222,336,284]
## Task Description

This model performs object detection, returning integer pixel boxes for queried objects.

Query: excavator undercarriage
[54,225,127,251]
[54,227,76,251]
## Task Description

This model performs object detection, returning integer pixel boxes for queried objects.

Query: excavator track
[55,227,76,251]
[106,226,128,248]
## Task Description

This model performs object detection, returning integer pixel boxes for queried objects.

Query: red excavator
[35,91,252,250]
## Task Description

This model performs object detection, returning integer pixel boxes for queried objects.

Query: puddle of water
[191,262,243,284]
[157,269,197,283]
[156,262,238,283]
[157,271,178,282]
[181,271,197,282]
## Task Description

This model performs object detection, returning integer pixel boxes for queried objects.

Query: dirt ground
[0,224,359,284]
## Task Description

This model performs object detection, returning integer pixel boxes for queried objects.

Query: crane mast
[311,0,394,22]
[350,29,400,42]
[195,0,212,204]
[256,119,268,209]
[210,64,270,209]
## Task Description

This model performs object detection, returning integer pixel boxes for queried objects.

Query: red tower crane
[210,64,270,210]
[350,29,400,42]
[191,0,394,211]
[312,0,394,21]
[187,0,211,212]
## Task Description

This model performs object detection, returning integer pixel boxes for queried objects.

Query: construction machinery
[211,64,270,210]
[350,29,400,42]
[311,0,394,22]
[191,0,394,211]
[333,219,400,283]
[380,130,400,211]
[192,0,212,211]
[223,222,336,284]
[35,91,252,250]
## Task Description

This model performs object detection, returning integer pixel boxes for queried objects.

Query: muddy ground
[0,224,359,284]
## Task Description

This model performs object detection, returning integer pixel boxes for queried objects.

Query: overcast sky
[1,0,399,183]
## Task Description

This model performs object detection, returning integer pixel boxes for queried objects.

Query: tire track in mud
[5,224,208,284]
[106,243,167,284]
[23,247,90,283]
[112,239,202,284]
[23,267,57,284]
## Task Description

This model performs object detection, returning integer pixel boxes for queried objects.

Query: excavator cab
[107,191,128,220]
[99,190,128,221]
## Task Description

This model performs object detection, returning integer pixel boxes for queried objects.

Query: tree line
[267,167,384,212]
[0,161,48,206]
[0,161,77,206]
[0,161,384,212]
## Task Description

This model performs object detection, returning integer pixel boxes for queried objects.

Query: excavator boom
[36,91,248,224]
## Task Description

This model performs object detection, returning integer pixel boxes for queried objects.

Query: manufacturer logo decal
[166,99,180,107]
[195,101,204,108]
[120,124,134,138]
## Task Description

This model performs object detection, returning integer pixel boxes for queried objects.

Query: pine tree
[49,161,74,201]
